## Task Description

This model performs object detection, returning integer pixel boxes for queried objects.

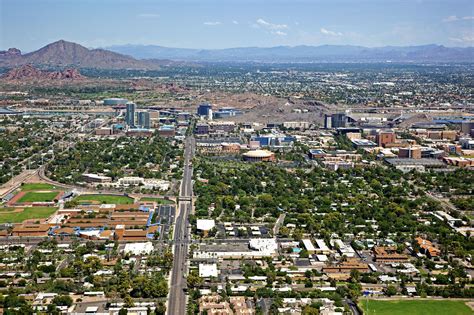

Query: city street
[167,136,194,315]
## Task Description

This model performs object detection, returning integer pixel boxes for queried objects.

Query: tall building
[324,113,346,129]
[331,113,347,128]
[126,103,136,127]
[197,103,212,117]
[138,112,151,129]
[324,115,332,129]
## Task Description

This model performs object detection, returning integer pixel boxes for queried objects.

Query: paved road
[345,298,361,315]
[167,136,194,315]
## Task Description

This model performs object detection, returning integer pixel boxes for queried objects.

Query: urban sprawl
[0,63,473,315]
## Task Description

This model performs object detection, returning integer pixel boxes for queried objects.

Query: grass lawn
[0,207,19,212]
[0,207,58,223]
[20,183,59,191]
[74,194,134,205]
[359,299,472,315]
[18,191,59,203]
[140,197,174,204]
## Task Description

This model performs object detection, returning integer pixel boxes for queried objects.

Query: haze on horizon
[1,0,473,52]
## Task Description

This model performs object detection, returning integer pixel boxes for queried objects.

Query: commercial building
[242,150,275,162]
[252,135,295,148]
[157,125,175,137]
[197,103,212,117]
[376,131,396,147]
[461,121,474,136]
[330,113,347,128]
[95,127,113,136]
[126,128,153,137]
[398,147,421,159]
[373,246,409,263]
[283,121,310,130]
[82,173,112,183]
[125,103,136,127]
[213,108,242,119]
[308,149,326,159]
[385,158,445,173]
[103,98,128,106]
[12,224,50,237]
[123,242,154,256]
[351,139,377,149]
[199,263,219,278]
[195,123,210,135]
[197,219,216,237]
[323,258,369,273]
[137,112,151,129]
[324,115,332,129]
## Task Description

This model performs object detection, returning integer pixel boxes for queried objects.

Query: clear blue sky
[1,0,473,52]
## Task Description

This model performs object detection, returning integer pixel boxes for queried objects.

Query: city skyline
[1,0,473,52]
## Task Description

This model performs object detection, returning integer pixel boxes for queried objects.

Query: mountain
[107,44,474,63]
[0,40,166,70]
[1,64,85,80]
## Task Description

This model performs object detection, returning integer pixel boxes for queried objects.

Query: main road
[167,136,195,315]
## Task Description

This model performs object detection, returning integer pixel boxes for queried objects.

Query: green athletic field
[20,183,59,191]
[359,299,472,315]
[18,191,59,203]
[0,207,58,223]
[74,194,134,204]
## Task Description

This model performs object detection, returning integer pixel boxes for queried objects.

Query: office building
[461,121,474,136]
[376,131,396,147]
[137,112,150,129]
[126,103,136,127]
[197,103,212,117]
[324,115,332,129]
[398,147,421,159]
[332,113,347,128]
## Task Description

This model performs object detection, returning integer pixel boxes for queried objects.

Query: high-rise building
[324,115,332,129]
[138,112,151,129]
[331,113,347,128]
[324,113,347,129]
[126,103,136,127]
[197,103,212,117]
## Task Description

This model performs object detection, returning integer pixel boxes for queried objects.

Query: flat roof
[385,158,445,166]
[197,219,215,231]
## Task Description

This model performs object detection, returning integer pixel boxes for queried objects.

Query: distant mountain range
[107,44,474,63]
[0,41,472,71]
[0,40,169,70]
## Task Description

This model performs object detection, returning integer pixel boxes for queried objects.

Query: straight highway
[167,136,195,315]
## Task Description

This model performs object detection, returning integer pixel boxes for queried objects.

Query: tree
[385,285,397,296]
[52,295,73,307]
[119,308,128,315]
[350,269,360,283]
[302,305,319,315]
[124,295,134,308]
[187,272,203,288]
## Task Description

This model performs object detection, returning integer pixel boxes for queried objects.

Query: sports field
[359,299,472,315]
[0,207,58,223]
[140,197,175,204]
[18,191,59,203]
[21,183,58,191]
[74,194,134,204]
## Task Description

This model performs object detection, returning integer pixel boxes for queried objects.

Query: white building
[199,263,219,278]
[197,219,216,232]
[123,242,154,256]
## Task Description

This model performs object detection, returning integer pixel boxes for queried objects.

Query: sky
[1,0,473,52]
